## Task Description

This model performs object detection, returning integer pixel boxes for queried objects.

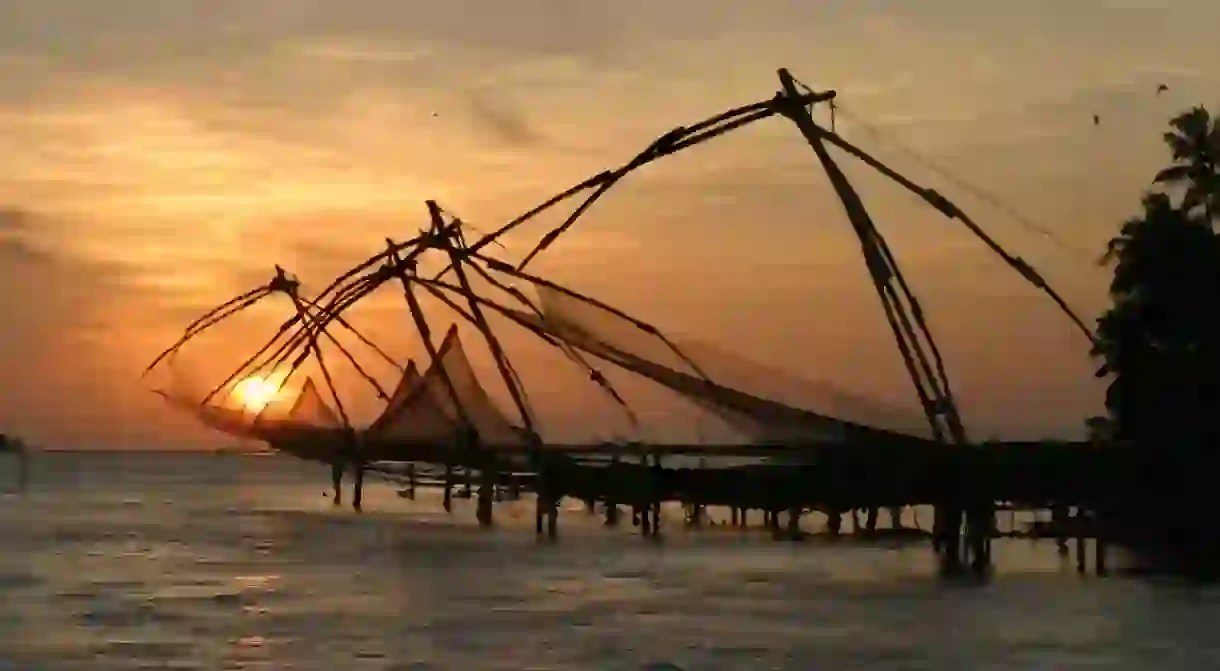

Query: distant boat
[0,433,30,493]
[0,434,22,454]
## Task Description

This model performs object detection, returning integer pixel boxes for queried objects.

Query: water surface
[0,452,1216,670]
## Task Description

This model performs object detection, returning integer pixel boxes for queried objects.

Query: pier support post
[686,502,706,529]
[934,505,964,574]
[966,503,994,573]
[865,507,879,533]
[827,509,842,536]
[1052,504,1069,556]
[731,507,739,527]
[605,455,621,527]
[349,430,365,513]
[534,459,560,540]
[476,465,496,528]
[1095,521,1108,576]
[547,497,559,540]
[352,461,365,512]
[443,464,453,513]
[650,454,663,539]
[888,506,904,530]
[1074,507,1086,574]
[605,501,620,527]
[787,507,803,540]
[330,458,344,507]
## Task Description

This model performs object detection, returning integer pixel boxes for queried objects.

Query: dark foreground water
[1,453,1218,670]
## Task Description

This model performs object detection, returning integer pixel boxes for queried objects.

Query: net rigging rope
[829,101,1104,268]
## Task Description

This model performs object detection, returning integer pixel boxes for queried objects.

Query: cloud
[1,0,1214,445]
[463,88,550,150]
[0,235,56,266]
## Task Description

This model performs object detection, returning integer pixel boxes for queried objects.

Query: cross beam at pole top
[776,69,1096,348]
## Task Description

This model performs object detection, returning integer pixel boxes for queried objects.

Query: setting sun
[231,376,282,413]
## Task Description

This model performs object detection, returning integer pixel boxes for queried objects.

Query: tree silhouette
[1094,107,1220,452]
[1084,415,1112,444]
[1090,109,1220,574]
[1153,106,1220,222]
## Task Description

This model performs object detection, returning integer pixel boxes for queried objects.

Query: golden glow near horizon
[231,376,285,414]
[0,0,1216,449]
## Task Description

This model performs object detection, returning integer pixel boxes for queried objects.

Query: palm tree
[1153,106,1220,223]
[1093,192,1220,447]
[1092,107,1220,575]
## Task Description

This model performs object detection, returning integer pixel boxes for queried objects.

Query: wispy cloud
[285,38,435,64]
[0,0,1214,445]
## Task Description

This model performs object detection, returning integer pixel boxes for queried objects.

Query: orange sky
[0,0,1217,449]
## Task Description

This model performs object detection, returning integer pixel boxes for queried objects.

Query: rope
[786,72,1100,269]
[831,103,1104,267]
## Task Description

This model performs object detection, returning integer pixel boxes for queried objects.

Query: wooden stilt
[1053,503,1069,556]
[1095,515,1108,576]
[967,503,993,573]
[443,464,453,513]
[352,460,365,512]
[476,466,495,527]
[330,459,343,507]
[787,506,802,540]
[827,509,842,536]
[605,455,620,527]
[605,501,620,527]
[937,505,963,574]
[1075,508,1086,574]
[547,498,559,540]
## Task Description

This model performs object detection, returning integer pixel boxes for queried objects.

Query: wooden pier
[339,437,1158,576]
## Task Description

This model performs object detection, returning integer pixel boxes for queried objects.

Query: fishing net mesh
[153,268,930,451]
[153,351,266,440]
[527,284,933,442]
[368,326,527,447]
[155,326,527,451]
[282,378,343,428]
[152,344,347,441]
[377,360,420,425]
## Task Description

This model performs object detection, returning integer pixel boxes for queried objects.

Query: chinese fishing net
[153,348,344,443]
[506,283,933,445]
[153,322,528,460]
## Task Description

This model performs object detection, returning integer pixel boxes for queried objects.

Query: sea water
[0,452,1217,670]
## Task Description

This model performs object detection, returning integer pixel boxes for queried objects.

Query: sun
[232,376,282,412]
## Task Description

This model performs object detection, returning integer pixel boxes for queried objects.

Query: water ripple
[3,454,1220,670]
